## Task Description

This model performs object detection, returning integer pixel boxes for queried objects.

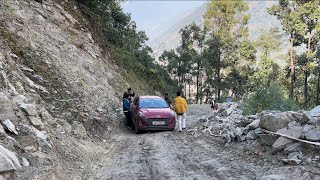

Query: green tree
[204,0,250,100]
[268,0,305,99]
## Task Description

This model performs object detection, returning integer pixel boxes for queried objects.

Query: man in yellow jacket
[173,91,187,132]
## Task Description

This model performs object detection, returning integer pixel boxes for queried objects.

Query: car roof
[139,96,163,99]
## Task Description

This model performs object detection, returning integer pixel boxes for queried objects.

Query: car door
[130,97,139,122]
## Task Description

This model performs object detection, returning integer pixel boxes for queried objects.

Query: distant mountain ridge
[148,1,283,57]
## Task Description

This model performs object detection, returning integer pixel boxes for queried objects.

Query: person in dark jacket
[123,94,133,128]
[164,93,172,106]
[123,88,135,99]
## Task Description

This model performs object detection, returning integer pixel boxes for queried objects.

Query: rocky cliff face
[0,0,136,179]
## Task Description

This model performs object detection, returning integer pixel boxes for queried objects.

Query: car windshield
[139,98,169,108]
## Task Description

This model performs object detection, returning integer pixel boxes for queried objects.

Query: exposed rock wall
[0,0,137,178]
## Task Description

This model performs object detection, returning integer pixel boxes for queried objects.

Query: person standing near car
[123,94,133,129]
[123,87,135,100]
[164,93,172,106]
[173,91,187,132]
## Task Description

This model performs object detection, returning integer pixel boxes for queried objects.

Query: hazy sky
[122,1,205,38]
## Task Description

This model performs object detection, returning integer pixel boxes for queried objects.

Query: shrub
[242,83,298,115]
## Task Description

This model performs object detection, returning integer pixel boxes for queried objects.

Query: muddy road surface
[95,105,320,180]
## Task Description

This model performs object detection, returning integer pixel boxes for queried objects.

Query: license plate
[152,121,165,125]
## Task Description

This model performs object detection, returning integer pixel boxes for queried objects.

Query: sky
[122,1,205,39]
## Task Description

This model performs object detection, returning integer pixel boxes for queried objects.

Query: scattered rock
[39,108,54,125]
[245,119,260,130]
[306,157,312,164]
[96,108,105,113]
[233,127,243,142]
[0,124,5,134]
[28,116,44,130]
[21,157,30,167]
[32,127,47,140]
[19,104,37,116]
[282,158,302,166]
[9,53,18,61]
[254,128,262,135]
[24,146,36,152]
[222,107,233,116]
[225,131,232,144]
[259,134,277,146]
[284,143,302,154]
[305,129,320,141]
[20,66,34,73]
[288,152,302,159]
[2,119,18,135]
[0,145,21,172]
[300,112,317,124]
[245,130,257,140]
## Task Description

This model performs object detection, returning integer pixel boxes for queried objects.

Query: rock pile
[194,102,320,166]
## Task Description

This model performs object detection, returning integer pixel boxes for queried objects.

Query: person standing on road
[164,93,172,106]
[123,87,135,100]
[173,91,187,132]
[123,94,133,129]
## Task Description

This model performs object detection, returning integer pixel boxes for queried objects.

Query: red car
[130,96,176,134]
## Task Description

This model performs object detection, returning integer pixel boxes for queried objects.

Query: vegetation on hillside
[160,0,320,113]
[75,0,177,95]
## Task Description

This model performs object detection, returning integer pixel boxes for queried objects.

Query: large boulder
[0,145,21,172]
[272,127,303,153]
[260,112,300,132]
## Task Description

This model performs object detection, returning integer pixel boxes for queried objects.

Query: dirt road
[95,105,320,180]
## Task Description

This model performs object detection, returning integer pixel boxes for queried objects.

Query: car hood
[140,108,173,118]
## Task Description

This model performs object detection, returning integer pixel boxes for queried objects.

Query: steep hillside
[0,0,162,179]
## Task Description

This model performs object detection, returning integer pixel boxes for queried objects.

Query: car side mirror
[131,104,137,109]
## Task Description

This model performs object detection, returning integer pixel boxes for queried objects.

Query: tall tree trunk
[290,31,295,99]
[205,90,209,104]
[188,80,191,103]
[196,61,200,104]
[304,71,308,106]
[217,50,221,101]
[316,71,320,105]
[196,47,203,104]
[305,31,311,106]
